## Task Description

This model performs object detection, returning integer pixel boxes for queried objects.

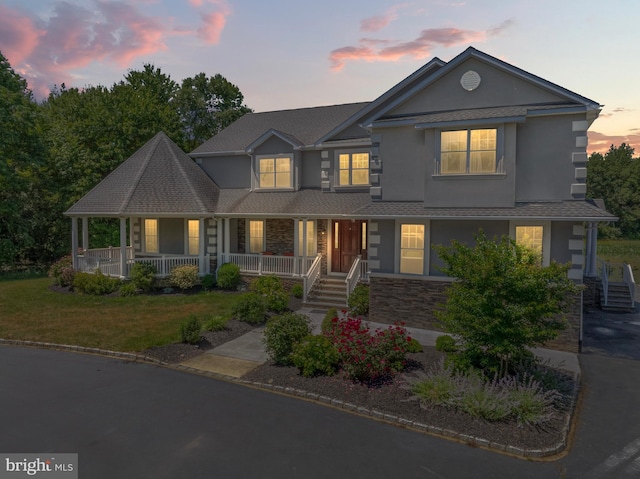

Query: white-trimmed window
[510,221,551,266]
[187,219,199,255]
[298,220,316,255]
[248,220,265,253]
[400,224,425,275]
[258,155,292,189]
[144,219,158,253]
[440,128,497,174]
[337,152,369,186]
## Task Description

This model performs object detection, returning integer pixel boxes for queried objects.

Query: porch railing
[220,253,315,277]
[77,250,209,278]
[303,254,323,302]
[345,256,362,298]
[598,258,636,306]
[82,246,134,261]
[132,256,205,278]
[623,262,636,304]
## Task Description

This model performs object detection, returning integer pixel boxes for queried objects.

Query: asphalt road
[1,331,639,478]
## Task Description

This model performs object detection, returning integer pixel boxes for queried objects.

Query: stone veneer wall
[582,276,601,310]
[369,275,582,353]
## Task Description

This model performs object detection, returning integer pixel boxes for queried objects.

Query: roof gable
[65,132,219,216]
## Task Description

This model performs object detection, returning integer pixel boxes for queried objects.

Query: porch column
[216,218,223,271]
[71,217,79,269]
[224,218,231,260]
[119,217,127,279]
[293,218,300,276]
[301,218,308,275]
[128,217,135,259]
[199,217,206,275]
[81,217,89,252]
[588,222,598,277]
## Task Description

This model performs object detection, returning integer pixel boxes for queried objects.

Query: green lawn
[598,239,640,279]
[0,278,242,352]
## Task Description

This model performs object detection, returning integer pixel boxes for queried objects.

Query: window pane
[144,219,158,253]
[362,222,367,250]
[351,169,369,185]
[400,224,424,275]
[249,220,264,253]
[298,221,316,255]
[188,220,199,255]
[352,153,369,169]
[470,129,496,151]
[275,172,290,188]
[441,131,467,152]
[469,151,497,173]
[516,226,544,256]
[441,152,466,174]
[259,158,291,188]
[400,250,424,275]
[339,154,350,170]
[339,170,350,186]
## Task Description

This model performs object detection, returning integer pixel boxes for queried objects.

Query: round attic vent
[460,70,481,91]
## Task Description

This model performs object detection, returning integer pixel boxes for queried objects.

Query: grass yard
[0,277,241,352]
[598,239,640,279]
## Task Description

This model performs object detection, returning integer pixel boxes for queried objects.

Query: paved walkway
[180,307,581,378]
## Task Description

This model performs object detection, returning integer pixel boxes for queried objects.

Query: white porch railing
[220,253,315,277]
[598,258,636,306]
[345,256,365,299]
[303,254,323,302]
[132,256,205,278]
[82,246,134,261]
[623,262,636,304]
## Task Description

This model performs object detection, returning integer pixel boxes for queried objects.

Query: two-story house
[65,47,616,352]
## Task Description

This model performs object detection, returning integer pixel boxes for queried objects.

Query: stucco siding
[375,127,425,201]
[199,156,251,189]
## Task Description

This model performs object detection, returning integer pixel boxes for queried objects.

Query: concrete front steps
[304,276,348,309]
[600,282,635,312]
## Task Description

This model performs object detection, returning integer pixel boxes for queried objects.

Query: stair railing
[623,262,636,305]
[303,254,322,303]
[345,255,362,299]
[601,261,609,306]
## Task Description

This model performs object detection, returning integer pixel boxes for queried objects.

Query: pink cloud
[588,130,640,155]
[361,13,397,33]
[329,19,513,71]
[0,1,231,99]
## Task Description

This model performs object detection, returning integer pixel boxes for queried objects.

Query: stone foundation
[582,276,600,310]
[369,274,582,353]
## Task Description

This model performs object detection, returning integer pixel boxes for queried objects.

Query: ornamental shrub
[49,256,74,286]
[326,316,412,382]
[180,314,202,344]
[406,337,423,353]
[291,335,340,377]
[232,292,268,325]
[435,335,458,353]
[201,274,216,291]
[217,263,241,290]
[170,264,199,290]
[263,312,312,365]
[73,270,121,295]
[201,314,229,332]
[130,262,157,292]
[291,283,303,299]
[251,275,289,313]
[118,282,138,297]
[321,308,339,335]
[347,283,369,316]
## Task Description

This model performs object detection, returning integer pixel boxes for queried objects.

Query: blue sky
[1,0,638,153]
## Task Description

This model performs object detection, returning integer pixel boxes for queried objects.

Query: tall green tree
[587,144,640,238]
[435,232,579,377]
[176,73,252,151]
[0,51,46,267]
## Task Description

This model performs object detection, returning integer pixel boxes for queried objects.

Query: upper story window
[440,128,497,174]
[258,155,292,189]
[337,152,369,186]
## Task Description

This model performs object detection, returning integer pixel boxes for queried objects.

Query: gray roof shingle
[65,132,219,216]
[191,102,370,154]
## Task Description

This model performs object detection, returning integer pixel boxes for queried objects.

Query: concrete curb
[0,338,581,459]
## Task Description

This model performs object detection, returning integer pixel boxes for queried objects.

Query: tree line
[0,52,251,270]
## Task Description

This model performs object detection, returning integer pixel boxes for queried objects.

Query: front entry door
[331,220,367,273]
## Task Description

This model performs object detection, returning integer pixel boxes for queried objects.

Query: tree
[587,144,640,238]
[0,51,46,267]
[434,232,579,377]
[176,73,252,151]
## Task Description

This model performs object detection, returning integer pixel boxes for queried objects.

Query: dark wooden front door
[331,220,367,273]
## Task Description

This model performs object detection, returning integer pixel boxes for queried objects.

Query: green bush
[232,293,267,324]
[119,282,138,297]
[202,314,229,332]
[291,283,303,299]
[49,256,74,287]
[217,263,241,290]
[348,283,369,316]
[73,270,121,295]
[292,335,340,377]
[170,264,199,290]
[406,337,423,353]
[435,335,458,353]
[251,275,289,313]
[130,262,157,292]
[201,274,216,291]
[263,312,312,365]
[180,314,202,344]
[321,308,339,334]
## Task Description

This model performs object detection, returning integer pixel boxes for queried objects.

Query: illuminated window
[144,219,158,253]
[259,156,292,188]
[187,220,199,255]
[440,129,497,174]
[338,152,369,186]
[298,220,316,255]
[248,220,264,253]
[515,225,544,263]
[400,224,424,275]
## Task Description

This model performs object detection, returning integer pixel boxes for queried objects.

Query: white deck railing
[623,263,636,304]
[220,253,315,277]
[303,254,323,302]
[345,257,371,299]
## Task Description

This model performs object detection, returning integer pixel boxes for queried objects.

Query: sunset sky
[1,0,638,154]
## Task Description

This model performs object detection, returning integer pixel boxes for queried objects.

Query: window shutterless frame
[436,127,502,175]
